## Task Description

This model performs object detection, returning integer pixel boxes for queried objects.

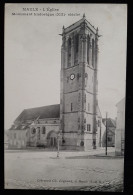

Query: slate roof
[64,16,97,34]
[102,118,116,128]
[14,104,60,123]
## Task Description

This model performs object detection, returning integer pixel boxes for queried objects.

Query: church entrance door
[47,131,57,148]
[50,137,56,147]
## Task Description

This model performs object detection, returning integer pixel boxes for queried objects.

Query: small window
[85,73,88,78]
[84,94,86,103]
[108,137,112,142]
[42,126,46,134]
[87,124,91,131]
[82,125,84,130]
[62,139,65,144]
[98,120,100,127]
[32,128,36,134]
[85,73,88,87]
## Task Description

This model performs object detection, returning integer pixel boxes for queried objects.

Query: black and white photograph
[4,3,127,191]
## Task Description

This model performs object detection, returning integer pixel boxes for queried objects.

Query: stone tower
[60,14,99,150]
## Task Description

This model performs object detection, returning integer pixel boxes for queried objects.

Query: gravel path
[4,148,124,191]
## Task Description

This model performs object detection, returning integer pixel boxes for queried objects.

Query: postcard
[4,3,127,191]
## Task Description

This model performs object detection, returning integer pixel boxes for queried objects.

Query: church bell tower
[60,14,99,150]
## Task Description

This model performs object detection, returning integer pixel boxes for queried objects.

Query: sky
[4,4,127,129]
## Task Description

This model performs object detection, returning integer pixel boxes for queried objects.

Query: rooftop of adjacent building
[102,118,116,128]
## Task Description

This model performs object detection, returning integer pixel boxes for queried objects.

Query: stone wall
[8,130,27,148]
[64,91,79,112]
[8,119,60,149]
[29,123,60,147]
[64,113,78,132]
[60,132,84,151]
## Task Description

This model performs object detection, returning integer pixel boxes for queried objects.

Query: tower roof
[63,15,97,35]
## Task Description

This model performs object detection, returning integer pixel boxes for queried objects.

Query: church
[8,14,103,151]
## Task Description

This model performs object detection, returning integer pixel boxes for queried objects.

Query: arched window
[75,34,79,54]
[42,126,46,134]
[68,37,71,67]
[32,128,36,134]
[85,73,88,86]
[92,39,95,67]
[62,139,65,144]
[74,34,79,65]
[87,35,90,64]
[87,124,91,131]
[84,94,86,103]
